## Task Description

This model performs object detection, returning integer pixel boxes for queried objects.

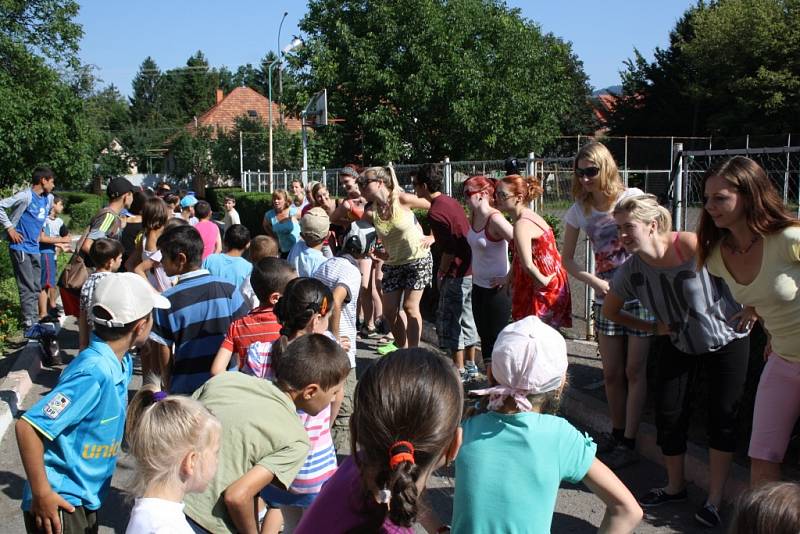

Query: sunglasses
[464,189,485,198]
[575,166,600,178]
[494,189,513,200]
[358,178,380,188]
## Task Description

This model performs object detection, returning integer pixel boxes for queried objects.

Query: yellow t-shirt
[373,199,427,266]
[706,225,800,362]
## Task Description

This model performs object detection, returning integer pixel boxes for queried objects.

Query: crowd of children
[6,156,800,534]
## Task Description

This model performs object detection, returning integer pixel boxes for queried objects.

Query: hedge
[206,188,273,237]
[58,191,104,230]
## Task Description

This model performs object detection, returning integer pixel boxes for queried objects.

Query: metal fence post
[239,131,244,189]
[623,135,629,187]
[585,238,594,340]
[322,167,327,188]
[784,134,791,205]
[672,143,684,231]
[444,157,452,196]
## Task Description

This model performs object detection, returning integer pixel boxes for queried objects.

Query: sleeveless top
[466,212,509,288]
[266,206,301,253]
[373,198,427,266]
[510,215,572,328]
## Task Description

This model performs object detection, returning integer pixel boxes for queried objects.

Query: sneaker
[376,341,398,356]
[600,444,640,470]
[694,502,721,528]
[464,361,479,378]
[639,487,688,508]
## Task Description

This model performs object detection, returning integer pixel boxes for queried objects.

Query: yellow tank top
[373,199,427,266]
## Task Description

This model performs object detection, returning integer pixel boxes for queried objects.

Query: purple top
[295,456,413,534]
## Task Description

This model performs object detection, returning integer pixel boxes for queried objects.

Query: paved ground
[0,317,716,533]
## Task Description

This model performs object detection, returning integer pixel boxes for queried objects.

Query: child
[179,194,198,225]
[202,224,252,290]
[150,225,248,395]
[452,316,643,533]
[193,200,221,260]
[183,334,350,534]
[124,384,222,534]
[295,348,463,533]
[210,257,296,374]
[16,273,170,534]
[287,207,329,276]
[222,195,240,230]
[79,238,124,350]
[38,195,71,318]
[129,196,172,291]
[729,482,800,534]
[314,220,376,452]
[241,235,280,309]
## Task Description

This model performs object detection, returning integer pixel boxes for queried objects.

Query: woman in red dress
[495,174,572,329]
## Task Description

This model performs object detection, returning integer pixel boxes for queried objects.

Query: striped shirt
[150,269,249,395]
[221,306,281,370]
[313,255,361,367]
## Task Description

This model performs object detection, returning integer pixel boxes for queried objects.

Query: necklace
[725,234,760,255]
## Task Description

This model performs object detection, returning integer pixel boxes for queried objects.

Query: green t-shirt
[184,372,310,533]
[452,411,597,534]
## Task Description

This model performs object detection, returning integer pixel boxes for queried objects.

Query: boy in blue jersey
[15,273,170,534]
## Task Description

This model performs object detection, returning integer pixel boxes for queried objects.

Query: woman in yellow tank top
[360,166,433,349]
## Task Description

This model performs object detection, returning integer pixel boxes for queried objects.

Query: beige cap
[301,207,330,242]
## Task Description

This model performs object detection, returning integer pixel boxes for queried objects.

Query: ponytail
[501,174,543,203]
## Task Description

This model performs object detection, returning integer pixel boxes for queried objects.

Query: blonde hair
[572,141,624,212]
[363,165,401,205]
[272,189,290,204]
[613,194,672,234]
[125,381,221,496]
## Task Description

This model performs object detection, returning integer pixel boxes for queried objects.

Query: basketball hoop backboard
[303,88,328,127]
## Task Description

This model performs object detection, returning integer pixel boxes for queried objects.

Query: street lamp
[269,37,302,189]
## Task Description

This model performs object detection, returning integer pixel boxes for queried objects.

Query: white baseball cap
[91,273,171,327]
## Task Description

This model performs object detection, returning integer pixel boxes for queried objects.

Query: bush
[0,247,21,352]
[206,188,273,237]
[58,191,104,231]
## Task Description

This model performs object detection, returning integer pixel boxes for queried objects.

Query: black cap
[107,177,137,199]
[504,157,520,175]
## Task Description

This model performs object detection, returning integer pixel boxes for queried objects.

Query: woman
[495,174,571,329]
[463,175,513,367]
[310,183,337,216]
[290,178,307,209]
[697,156,800,487]
[603,194,751,528]
[263,189,301,258]
[561,141,653,468]
[360,165,432,349]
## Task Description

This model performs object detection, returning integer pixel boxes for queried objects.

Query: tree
[0,0,83,68]
[289,0,595,164]
[130,56,162,125]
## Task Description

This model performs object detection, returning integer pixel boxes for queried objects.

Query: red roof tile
[186,86,302,136]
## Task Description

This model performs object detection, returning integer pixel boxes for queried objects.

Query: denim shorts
[260,484,317,508]
[592,300,654,337]
[437,275,479,350]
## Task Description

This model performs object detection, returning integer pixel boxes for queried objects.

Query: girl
[602,194,750,527]
[697,156,800,487]
[310,183,337,217]
[125,384,222,534]
[129,197,173,292]
[360,166,432,349]
[561,141,653,467]
[495,174,572,328]
[244,278,342,534]
[729,482,800,534]
[463,175,513,371]
[295,348,463,533]
[453,316,642,533]
[290,179,307,209]
[263,189,301,257]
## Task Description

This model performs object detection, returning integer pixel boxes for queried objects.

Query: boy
[314,220,376,452]
[38,195,71,318]
[179,194,198,225]
[287,207,329,277]
[79,239,124,350]
[222,195,240,230]
[194,200,221,260]
[16,273,169,534]
[211,257,296,374]
[80,177,136,260]
[150,225,248,394]
[184,334,350,533]
[241,235,279,309]
[202,224,252,290]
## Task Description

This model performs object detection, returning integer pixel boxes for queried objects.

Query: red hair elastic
[388,440,415,470]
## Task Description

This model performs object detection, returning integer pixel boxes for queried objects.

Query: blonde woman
[263,189,300,257]
[603,194,751,527]
[360,166,432,349]
[561,141,653,468]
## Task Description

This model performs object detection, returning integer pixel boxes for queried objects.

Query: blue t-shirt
[202,253,253,290]
[11,191,49,254]
[452,411,597,534]
[21,336,133,511]
[287,240,327,277]
[265,207,300,253]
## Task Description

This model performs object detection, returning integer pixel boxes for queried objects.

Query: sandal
[359,324,380,339]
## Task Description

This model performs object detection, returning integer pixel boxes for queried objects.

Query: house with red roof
[188,86,302,135]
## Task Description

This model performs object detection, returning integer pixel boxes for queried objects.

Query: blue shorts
[40,252,56,289]
[259,484,317,508]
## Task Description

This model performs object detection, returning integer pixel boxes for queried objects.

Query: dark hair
[89,238,124,268]
[352,349,463,529]
[155,182,171,196]
[504,156,520,175]
[250,257,296,303]
[91,305,148,342]
[157,225,203,268]
[248,235,279,262]
[129,190,151,216]
[729,482,800,534]
[415,163,443,193]
[164,216,188,232]
[164,193,180,209]
[272,333,350,392]
[274,278,333,337]
[51,194,64,205]
[194,200,211,220]
[223,224,250,251]
[223,195,235,203]
[32,167,54,185]
[142,197,171,232]
[697,156,800,266]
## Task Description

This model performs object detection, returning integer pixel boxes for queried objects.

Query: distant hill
[592,85,623,96]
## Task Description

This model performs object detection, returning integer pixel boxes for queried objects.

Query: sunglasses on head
[575,166,600,178]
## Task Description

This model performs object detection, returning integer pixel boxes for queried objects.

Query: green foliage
[0,0,83,68]
[541,212,562,242]
[0,246,21,352]
[59,191,103,230]
[206,187,272,237]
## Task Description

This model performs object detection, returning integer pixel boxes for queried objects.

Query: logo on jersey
[43,393,70,419]
[82,440,122,460]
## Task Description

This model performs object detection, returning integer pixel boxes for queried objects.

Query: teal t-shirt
[452,411,597,534]
[202,253,253,290]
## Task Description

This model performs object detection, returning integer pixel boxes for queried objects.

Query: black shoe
[694,503,721,528]
[639,487,688,508]
[41,337,62,367]
[599,444,640,470]
[593,432,619,454]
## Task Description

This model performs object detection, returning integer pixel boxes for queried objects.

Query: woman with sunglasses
[359,166,432,350]
[562,141,653,469]
[494,174,572,329]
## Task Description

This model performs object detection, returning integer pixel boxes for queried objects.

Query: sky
[76,0,694,97]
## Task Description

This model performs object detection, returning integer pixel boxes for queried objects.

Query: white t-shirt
[313,255,361,367]
[125,498,194,534]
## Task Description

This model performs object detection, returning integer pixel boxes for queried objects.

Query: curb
[0,341,43,441]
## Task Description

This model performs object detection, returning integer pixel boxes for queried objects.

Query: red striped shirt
[220,306,281,369]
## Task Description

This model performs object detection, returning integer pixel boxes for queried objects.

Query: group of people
[2,140,800,534]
